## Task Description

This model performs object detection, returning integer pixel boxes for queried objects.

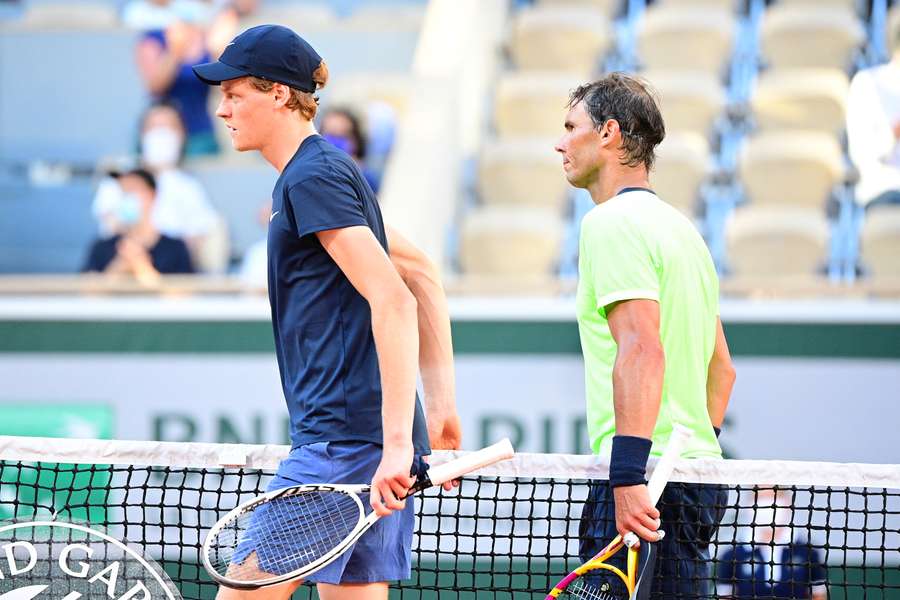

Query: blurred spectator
[92,102,219,265]
[134,0,237,156]
[847,36,900,210]
[717,489,827,600]
[238,200,272,290]
[83,169,194,283]
[320,107,382,193]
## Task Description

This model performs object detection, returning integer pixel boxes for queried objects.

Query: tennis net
[0,436,898,599]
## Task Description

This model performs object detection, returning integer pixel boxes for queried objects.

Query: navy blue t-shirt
[268,134,430,455]
[82,234,194,274]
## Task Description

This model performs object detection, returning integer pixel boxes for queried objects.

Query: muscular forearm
[370,295,419,447]
[612,341,665,438]
[404,264,455,415]
[706,367,733,429]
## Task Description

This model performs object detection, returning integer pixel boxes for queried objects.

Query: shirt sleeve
[581,211,660,314]
[287,175,369,238]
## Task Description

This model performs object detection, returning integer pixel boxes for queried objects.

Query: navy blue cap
[193,25,322,92]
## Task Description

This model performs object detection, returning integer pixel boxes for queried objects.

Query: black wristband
[609,435,652,488]
[713,426,721,438]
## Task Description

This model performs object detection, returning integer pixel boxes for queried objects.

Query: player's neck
[587,165,650,205]
[261,118,318,173]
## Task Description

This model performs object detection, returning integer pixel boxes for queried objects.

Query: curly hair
[567,72,666,170]
[248,60,329,121]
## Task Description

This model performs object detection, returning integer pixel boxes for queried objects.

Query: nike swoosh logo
[270,211,280,223]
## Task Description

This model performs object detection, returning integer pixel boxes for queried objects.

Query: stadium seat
[326,73,412,119]
[343,4,425,31]
[16,2,117,29]
[240,4,336,31]
[535,0,621,15]
[0,29,145,165]
[861,205,900,278]
[751,69,849,136]
[637,6,735,77]
[651,132,711,215]
[653,0,737,8]
[477,139,568,212]
[494,72,582,138]
[760,5,864,71]
[779,0,858,9]
[460,207,564,276]
[726,206,829,276]
[189,160,278,260]
[189,214,230,275]
[641,70,725,138]
[0,181,96,273]
[887,4,900,54]
[508,6,612,75]
[739,131,844,208]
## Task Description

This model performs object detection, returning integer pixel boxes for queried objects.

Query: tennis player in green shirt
[555,72,737,597]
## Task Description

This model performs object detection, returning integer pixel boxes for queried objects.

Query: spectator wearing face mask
[139,102,219,245]
[717,489,828,600]
[83,169,194,283]
[320,107,381,194]
[134,0,237,156]
[92,103,219,256]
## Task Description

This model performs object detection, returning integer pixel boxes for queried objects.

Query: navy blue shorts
[232,441,415,585]
[579,481,728,599]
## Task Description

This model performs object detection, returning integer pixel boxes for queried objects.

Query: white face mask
[142,127,183,169]
[117,193,142,227]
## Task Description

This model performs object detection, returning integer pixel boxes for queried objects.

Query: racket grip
[646,424,693,504]
[425,438,515,488]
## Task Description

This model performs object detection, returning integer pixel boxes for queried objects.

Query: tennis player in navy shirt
[194,25,461,600]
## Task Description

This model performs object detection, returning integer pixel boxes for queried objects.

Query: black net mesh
[0,448,898,599]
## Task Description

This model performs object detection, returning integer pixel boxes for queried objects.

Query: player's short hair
[568,72,666,170]
[249,60,329,121]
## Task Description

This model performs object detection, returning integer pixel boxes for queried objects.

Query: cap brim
[192,60,249,85]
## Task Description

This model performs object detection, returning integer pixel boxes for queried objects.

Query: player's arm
[607,298,665,543]
[317,225,418,517]
[707,317,735,431]
[386,226,461,451]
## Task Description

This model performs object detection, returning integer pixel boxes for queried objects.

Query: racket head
[546,539,657,600]
[201,484,369,589]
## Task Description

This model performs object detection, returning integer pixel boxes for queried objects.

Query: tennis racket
[202,438,515,589]
[545,424,693,599]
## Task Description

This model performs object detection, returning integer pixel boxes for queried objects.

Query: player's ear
[272,83,290,108]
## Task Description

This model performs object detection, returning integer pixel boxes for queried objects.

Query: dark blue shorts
[231,441,415,585]
[579,481,728,599]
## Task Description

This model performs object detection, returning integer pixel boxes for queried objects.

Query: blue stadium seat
[0,180,97,273]
[188,161,277,260]
[0,28,145,167]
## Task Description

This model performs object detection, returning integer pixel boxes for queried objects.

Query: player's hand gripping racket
[545,425,693,599]
[201,438,515,589]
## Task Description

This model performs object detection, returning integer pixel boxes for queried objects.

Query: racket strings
[566,579,623,600]
[209,490,363,581]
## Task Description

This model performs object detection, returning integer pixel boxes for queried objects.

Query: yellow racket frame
[546,533,640,597]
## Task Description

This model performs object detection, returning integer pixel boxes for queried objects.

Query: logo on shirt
[270,211,280,223]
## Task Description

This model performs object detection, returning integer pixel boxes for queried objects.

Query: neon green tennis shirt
[576,188,722,459]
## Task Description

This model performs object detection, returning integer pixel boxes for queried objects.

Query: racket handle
[646,424,693,505]
[425,438,515,488]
